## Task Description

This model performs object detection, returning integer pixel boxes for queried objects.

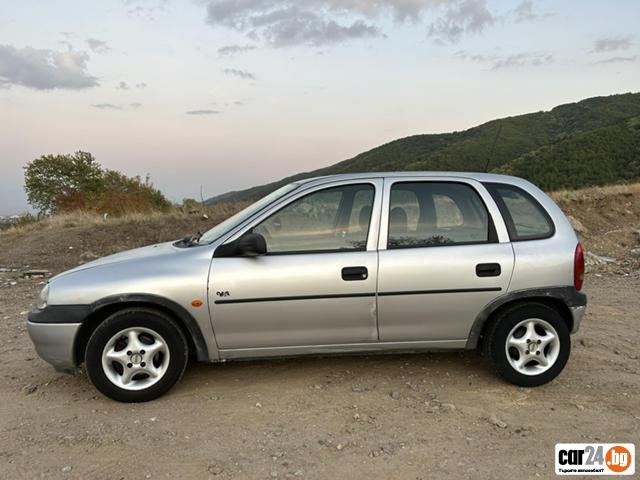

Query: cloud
[490,52,553,70]
[204,1,493,47]
[455,49,553,69]
[592,35,633,53]
[222,68,257,80]
[208,3,383,47]
[427,0,494,44]
[117,81,130,90]
[87,38,110,53]
[91,102,142,110]
[512,1,553,22]
[136,82,148,88]
[0,44,98,90]
[186,109,221,115]
[91,103,123,110]
[124,0,169,21]
[218,44,258,56]
[593,56,636,64]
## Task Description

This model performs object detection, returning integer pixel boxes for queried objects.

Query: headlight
[36,284,49,310]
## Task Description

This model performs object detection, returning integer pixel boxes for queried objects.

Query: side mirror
[235,233,267,257]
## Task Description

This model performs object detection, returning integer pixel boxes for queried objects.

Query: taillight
[574,243,585,290]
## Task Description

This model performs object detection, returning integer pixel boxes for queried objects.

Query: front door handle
[476,263,501,277]
[342,266,368,281]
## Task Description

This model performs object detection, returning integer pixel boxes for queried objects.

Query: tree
[24,151,171,215]
[24,151,104,214]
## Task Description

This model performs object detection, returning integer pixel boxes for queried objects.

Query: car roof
[294,171,528,187]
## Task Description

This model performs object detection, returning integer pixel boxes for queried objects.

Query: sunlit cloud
[0,44,98,90]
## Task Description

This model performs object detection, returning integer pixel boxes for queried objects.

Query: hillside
[207,93,640,205]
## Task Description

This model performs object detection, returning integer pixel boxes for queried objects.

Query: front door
[209,180,382,351]
[377,178,514,343]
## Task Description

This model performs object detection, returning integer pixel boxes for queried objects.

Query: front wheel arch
[74,296,208,365]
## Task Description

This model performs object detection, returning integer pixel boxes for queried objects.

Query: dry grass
[550,182,640,202]
[0,202,248,236]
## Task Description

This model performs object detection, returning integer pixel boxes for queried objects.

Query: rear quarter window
[484,183,555,241]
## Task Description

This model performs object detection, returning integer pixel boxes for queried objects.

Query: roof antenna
[484,122,502,173]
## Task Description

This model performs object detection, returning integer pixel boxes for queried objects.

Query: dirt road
[0,272,638,479]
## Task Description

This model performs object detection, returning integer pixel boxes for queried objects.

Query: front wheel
[483,303,570,387]
[85,309,188,402]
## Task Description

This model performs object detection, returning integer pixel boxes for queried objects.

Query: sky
[0,0,639,215]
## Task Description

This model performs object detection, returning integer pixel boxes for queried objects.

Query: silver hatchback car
[28,172,587,402]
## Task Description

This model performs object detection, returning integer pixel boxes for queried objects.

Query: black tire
[482,302,570,387]
[85,308,188,402]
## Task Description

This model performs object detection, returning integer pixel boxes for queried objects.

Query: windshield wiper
[177,231,203,247]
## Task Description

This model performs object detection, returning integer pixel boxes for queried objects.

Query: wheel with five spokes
[85,309,188,402]
[483,302,570,387]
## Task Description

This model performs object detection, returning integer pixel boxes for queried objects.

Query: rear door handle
[476,263,501,277]
[342,266,368,281]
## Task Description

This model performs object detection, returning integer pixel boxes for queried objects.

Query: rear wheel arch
[74,295,208,365]
[468,290,575,351]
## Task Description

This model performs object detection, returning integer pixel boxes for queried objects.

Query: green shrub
[24,151,170,215]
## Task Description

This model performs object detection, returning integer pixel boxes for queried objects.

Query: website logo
[555,443,635,475]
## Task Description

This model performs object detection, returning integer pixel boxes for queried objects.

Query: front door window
[254,184,374,253]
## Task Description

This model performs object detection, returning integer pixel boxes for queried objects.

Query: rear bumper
[569,304,587,334]
[565,289,587,334]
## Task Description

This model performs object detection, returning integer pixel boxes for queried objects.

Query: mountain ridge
[206,92,640,205]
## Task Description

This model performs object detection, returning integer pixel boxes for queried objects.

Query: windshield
[198,183,299,244]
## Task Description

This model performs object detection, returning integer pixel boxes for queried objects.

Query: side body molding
[89,294,209,361]
[465,286,587,349]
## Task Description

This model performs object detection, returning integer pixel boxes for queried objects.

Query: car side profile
[28,172,587,402]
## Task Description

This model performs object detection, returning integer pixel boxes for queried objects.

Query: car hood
[52,241,180,280]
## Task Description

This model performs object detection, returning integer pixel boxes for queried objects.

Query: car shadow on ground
[177,349,495,391]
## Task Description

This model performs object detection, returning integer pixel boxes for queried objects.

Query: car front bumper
[27,305,89,374]
[27,321,81,373]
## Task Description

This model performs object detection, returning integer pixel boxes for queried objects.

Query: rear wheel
[85,309,188,402]
[483,303,570,387]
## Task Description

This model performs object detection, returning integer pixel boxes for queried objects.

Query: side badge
[216,291,230,298]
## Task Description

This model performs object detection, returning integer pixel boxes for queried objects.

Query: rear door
[377,177,514,344]
[209,179,383,351]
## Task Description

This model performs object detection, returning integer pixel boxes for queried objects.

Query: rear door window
[387,182,492,248]
[484,183,554,241]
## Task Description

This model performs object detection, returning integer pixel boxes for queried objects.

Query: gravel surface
[0,274,638,479]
